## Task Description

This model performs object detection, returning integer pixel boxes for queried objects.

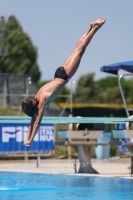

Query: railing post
[36,154,40,168]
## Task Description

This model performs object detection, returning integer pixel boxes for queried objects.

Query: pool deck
[0,157,133,178]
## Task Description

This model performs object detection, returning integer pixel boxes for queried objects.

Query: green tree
[73,74,133,104]
[0,16,40,82]
[96,76,133,103]
[73,73,102,103]
[95,76,119,90]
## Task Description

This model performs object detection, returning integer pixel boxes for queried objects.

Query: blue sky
[1,0,133,86]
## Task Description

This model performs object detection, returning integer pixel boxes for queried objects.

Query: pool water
[0,172,133,200]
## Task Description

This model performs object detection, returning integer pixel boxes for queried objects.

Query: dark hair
[21,97,39,117]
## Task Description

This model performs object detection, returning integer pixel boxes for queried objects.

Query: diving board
[1,116,133,124]
[58,130,102,139]
[113,130,133,138]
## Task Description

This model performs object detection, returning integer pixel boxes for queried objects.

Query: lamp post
[26,77,32,97]
[68,77,75,159]
[70,77,75,115]
[0,16,8,56]
[0,16,8,107]
[3,75,7,108]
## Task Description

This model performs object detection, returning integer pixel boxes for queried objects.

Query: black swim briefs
[54,66,70,82]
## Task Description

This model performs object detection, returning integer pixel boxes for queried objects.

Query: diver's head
[21,97,39,117]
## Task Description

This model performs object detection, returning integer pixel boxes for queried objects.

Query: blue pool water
[0,172,133,200]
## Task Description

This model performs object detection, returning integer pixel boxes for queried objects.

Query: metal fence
[0,73,38,108]
[0,73,70,116]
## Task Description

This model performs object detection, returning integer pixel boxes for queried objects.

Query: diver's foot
[24,141,31,147]
[90,17,106,30]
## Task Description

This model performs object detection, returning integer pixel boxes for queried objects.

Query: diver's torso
[36,78,66,106]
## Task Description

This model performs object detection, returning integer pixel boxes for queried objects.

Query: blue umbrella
[100,60,133,75]
[100,60,133,117]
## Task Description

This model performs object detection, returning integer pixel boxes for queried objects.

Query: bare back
[35,78,66,106]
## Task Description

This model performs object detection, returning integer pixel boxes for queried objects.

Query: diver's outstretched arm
[24,101,45,146]
[24,117,36,146]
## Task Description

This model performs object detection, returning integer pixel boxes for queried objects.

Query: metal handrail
[118,74,133,117]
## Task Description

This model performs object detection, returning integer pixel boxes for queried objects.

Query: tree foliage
[73,73,133,104]
[0,16,40,82]
[73,73,102,103]
[95,77,133,103]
